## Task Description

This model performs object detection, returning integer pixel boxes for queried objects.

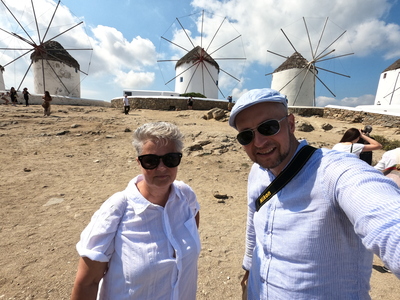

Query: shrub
[371,135,400,151]
[180,92,206,98]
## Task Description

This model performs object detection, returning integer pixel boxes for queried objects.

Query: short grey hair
[132,122,184,155]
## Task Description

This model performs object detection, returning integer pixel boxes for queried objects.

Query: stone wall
[1,90,111,107]
[111,96,230,111]
[111,97,400,128]
[322,107,400,128]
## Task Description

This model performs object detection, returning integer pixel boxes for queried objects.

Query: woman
[23,87,30,107]
[71,122,200,300]
[42,91,52,116]
[10,87,18,106]
[332,127,382,157]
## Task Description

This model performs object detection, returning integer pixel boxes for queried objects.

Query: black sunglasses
[138,152,182,170]
[237,116,288,146]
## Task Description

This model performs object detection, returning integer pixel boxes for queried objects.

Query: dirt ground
[0,104,398,299]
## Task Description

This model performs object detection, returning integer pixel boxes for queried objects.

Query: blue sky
[0,0,400,107]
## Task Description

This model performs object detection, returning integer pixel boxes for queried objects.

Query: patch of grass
[371,135,400,151]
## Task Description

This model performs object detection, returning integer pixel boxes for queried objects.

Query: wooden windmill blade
[157,10,246,99]
[266,17,353,106]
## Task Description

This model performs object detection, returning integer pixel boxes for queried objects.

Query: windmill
[374,59,400,106]
[157,10,246,99]
[0,0,92,96]
[266,17,354,106]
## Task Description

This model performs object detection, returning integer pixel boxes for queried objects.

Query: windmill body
[271,52,317,106]
[375,59,400,106]
[174,46,219,99]
[31,41,81,97]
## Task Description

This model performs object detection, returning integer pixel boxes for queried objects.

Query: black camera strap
[255,145,317,212]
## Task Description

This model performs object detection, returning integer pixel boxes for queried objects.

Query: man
[375,147,400,171]
[229,88,400,299]
[359,125,374,165]
[123,94,130,115]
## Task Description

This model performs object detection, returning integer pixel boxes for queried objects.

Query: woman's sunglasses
[237,116,288,146]
[138,152,182,170]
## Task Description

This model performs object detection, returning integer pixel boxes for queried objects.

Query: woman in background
[332,127,382,157]
[42,91,52,116]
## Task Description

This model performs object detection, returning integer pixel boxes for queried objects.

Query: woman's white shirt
[332,143,365,157]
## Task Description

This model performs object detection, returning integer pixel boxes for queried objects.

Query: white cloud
[113,69,155,89]
[316,94,375,107]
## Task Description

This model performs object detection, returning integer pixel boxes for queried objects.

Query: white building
[271,52,317,106]
[0,65,5,90]
[374,59,400,106]
[174,46,219,99]
[30,41,80,97]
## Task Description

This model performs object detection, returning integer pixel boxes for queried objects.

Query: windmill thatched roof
[273,52,315,73]
[176,46,219,71]
[383,59,400,72]
[30,40,80,70]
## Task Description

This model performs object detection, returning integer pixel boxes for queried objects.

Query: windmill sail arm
[220,68,241,82]
[3,49,34,67]
[316,66,351,78]
[281,28,298,53]
[45,21,84,43]
[315,73,336,97]
[318,52,354,62]
[42,0,61,42]
[0,0,36,45]
[267,50,289,60]
[213,57,246,60]
[176,17,196,49]
[205,16,227,53]
[161,36,190,52]
[165,62,198,85]
[209,35,241,56]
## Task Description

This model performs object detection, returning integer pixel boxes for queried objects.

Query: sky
[0,0,400,107]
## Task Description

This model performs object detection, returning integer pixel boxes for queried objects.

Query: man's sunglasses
[138,152,182,170]
[237,116,288,146]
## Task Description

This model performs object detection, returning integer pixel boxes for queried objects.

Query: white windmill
[374,59,400,106]
[267,17,353,106]
[0,0,92,96]
[158,10,246,99]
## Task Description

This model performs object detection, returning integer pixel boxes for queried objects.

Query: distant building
[375,59,400,105]
[0,65,4,90]
[271,52,317,106]
[123,90,180,97]
[174,46,219,99]
[30,40,80,97]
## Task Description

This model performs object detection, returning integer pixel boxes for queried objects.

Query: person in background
[374,147,400,171]
[42,91,52,116]
[359,125,375,165]
[187,96,193,110]
[332,127,382,158]
[10,87,18,106]
[229,88,400,300]
[71,121,200,300]
[227,95,234,111]
[23,87,30,107]
[123,94,130,115]
[1,92,9,105]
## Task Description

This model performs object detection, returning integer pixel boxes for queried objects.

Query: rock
[296,121,314,132]
[56,130,69,135]
[321,123,333,131]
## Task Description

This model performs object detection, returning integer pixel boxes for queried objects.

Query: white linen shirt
[243,140,400,300]
[76,175,201,300]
